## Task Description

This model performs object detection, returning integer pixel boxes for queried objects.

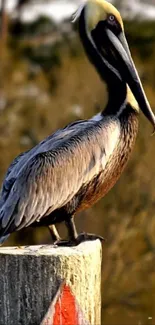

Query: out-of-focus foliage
[1,2,155,325]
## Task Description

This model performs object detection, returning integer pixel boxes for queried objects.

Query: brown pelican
[0,0,155,246]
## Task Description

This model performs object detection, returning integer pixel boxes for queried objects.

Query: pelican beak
[106,29,155,131]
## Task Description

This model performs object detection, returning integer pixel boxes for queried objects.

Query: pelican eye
[108,15,115,22]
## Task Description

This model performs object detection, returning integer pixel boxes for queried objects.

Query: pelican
[0,0,155,246]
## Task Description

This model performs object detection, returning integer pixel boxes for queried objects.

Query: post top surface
[0,240,102,256]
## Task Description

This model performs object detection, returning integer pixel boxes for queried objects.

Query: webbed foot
[54,232,105,247]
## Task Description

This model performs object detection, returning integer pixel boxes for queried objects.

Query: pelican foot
[54,233,105,247]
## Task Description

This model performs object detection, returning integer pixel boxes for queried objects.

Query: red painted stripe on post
[53,284,78,325]
[41,282,90,325]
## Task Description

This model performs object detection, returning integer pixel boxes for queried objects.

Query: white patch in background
[1,0,83,23]
[21,1,78,23]
[71,104,83,117]
[0,0,17,12]
[2,0,155,22]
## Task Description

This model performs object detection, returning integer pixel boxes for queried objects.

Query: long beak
[106,29,155,130]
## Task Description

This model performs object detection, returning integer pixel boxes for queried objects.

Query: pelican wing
[0,116,120,236]
[0,119,88,202]
[0,151,30,202]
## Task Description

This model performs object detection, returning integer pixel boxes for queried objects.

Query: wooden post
[0,240,102,325]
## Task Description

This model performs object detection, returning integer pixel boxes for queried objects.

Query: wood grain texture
[0,240,102,325]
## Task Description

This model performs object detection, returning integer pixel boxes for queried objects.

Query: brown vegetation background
[1,1,155,324]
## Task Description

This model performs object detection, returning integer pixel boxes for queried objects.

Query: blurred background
[1,0,155,324]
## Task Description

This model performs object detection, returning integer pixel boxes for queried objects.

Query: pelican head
[75,0,155,129]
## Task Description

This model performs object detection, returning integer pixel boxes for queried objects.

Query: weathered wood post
[0,240,102,325]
